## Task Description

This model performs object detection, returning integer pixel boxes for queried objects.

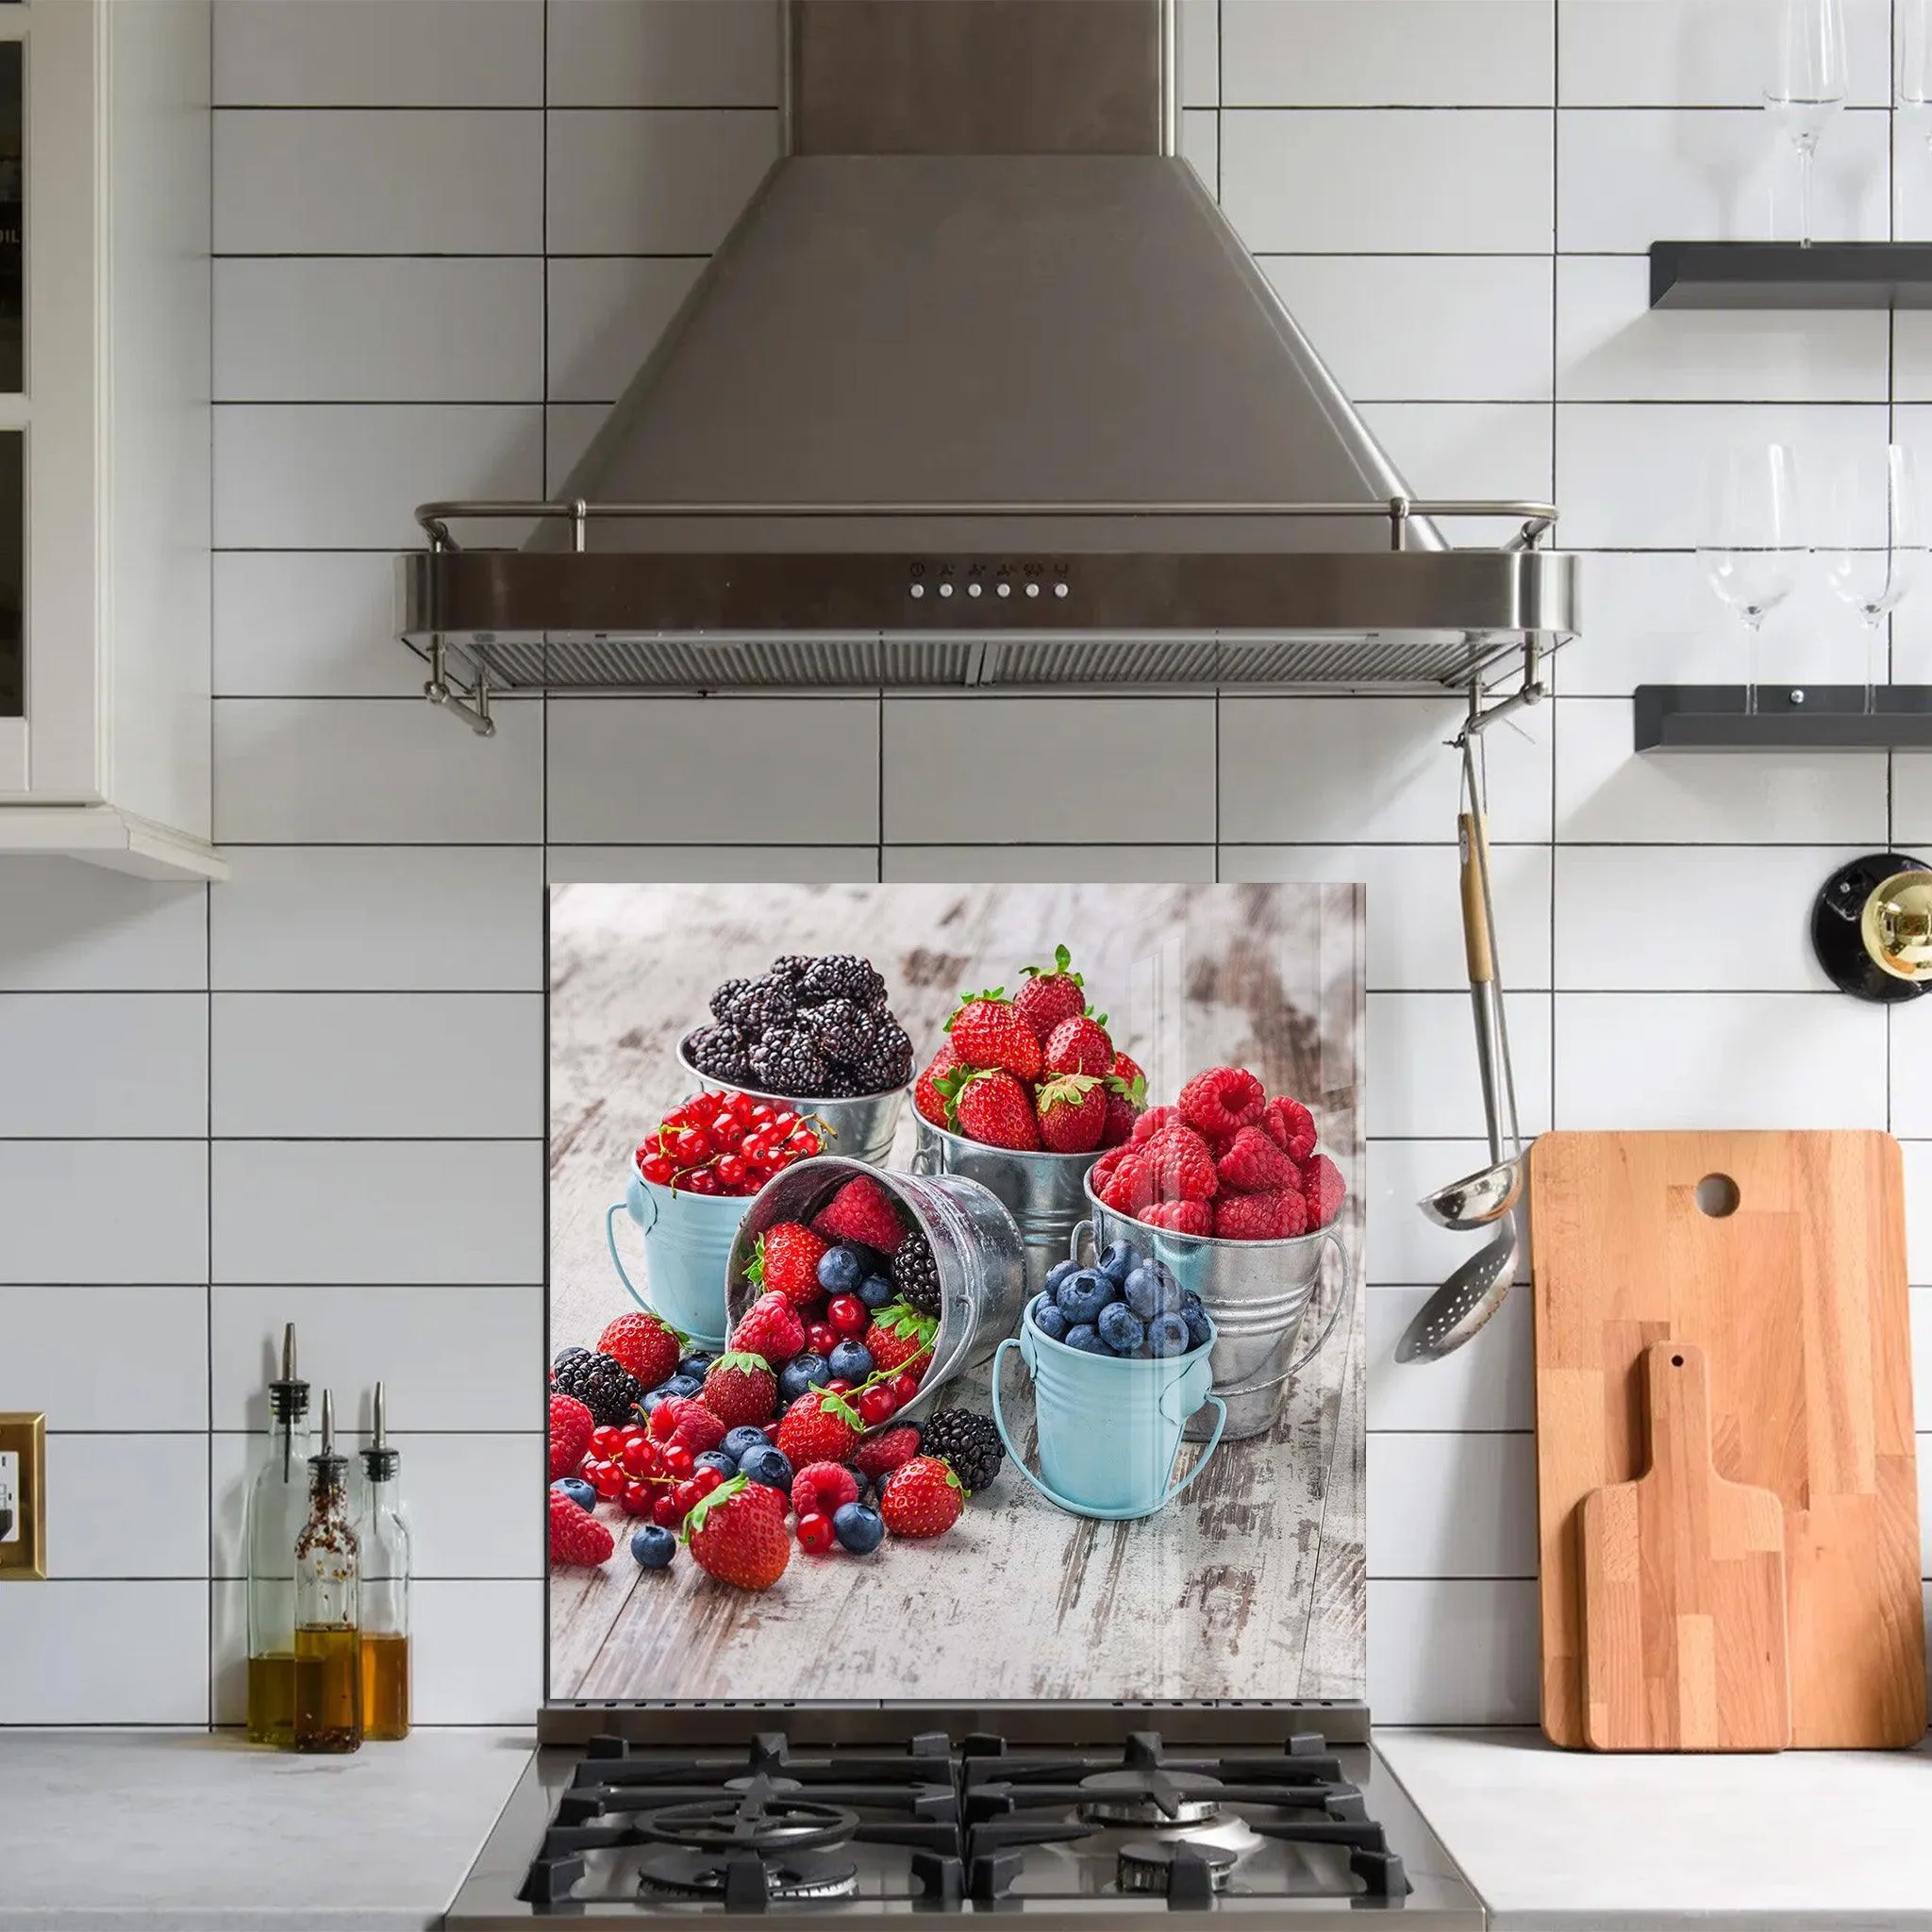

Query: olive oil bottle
[243,1324,311,1745]
[292,1391,361,1754]
[356,1382,412,1740]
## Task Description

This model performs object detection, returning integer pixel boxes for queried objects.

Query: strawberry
[747,1223,829,1307]
[684,1475,790,1591]
[1130,1104,1186,1145]
[855,1424,924,1480]
[1110,1051,1148,1107]
[1042,1014,1113,1079]
[1141,1198,1214,1237]
[914,1045,958,1127]
[775,1387,864,1468]
[1259,1095,1319,1164]
[1013,943,1087,1042]
[1303,1153,1345,1231]
[1141,1124,1219,1203]
[549,1392,594,1479]
[948,1068,1041,1151]
[1213,1191,1303,1241]
[549,1489,615,1566]
[810,1174,907,1256]
[865,1301,938,1375]
[648,1394,728,1457]
[703,1351,777,1427]
[1035,1073,1108,1153]
[730,1291,807,1365]
[791,1460,860,1521]
[1178,1066,1266,1139]
[946,992,1043,1081]
[1099,1088,1141,1148]
[1215,1124,1298,1194]
[596,1310,681,1390]
[879,1456,965,1539]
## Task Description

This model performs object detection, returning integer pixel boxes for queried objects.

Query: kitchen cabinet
[0,0,221,881]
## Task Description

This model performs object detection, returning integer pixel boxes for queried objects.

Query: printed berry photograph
[548,882,1365,1703]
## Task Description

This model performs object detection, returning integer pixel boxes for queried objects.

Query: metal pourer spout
[269,1321,311,1475]
[360,1380,401,1485]
[310,1390,349,1486]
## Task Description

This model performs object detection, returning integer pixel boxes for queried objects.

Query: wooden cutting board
[1580,1341,1791,1751]
[1532,1131,1924,1749]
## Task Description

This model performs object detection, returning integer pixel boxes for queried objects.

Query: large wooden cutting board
[1532,1131,1924,1749]
[1580,1341,1791,1751]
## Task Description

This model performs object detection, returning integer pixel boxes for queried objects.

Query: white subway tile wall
[1,0,1928,1731]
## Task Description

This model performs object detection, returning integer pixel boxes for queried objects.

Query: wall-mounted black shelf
[1649,242,1932,309]
[1636,684,1932,750]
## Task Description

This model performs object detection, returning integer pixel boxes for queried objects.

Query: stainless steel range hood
[399,0,1575,734]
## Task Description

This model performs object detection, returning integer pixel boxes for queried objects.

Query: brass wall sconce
[1812,853,1932,1002]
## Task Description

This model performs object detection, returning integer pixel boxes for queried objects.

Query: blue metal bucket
[991,1303,1225,1521]
[604,1169,745,1349]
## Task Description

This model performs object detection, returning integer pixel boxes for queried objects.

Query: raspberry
[549,1490,614,1566]
[549,1392,594,1479]
[854,1423,923,1481]
[1259,1095,1318,1164]
[1140,1199,1213,1237]
[1303,1153,1345,1230]
[731,1292,807,1365]
[810,1174,908,1256]
[1130,1105,1186,1145]
[1215,1124,1299,1194]
[1091,1145,1131,1191]
[1141,1124,1219,1203]
[1099,1150,1155,1212]
[1177,1067,1266,1140]
[596,1310,681,1389]
[791,1460,860,1521]
[1213,1191,1300,1241]
[648,1395,728,1457]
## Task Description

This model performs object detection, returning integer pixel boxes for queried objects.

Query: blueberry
[1183,1304,1214,1352]
[1055,1267,1116,1324]
[662,1373,704,1401]
[677,1352,718,1381]
[1181,1287,1204,1313]
[1124,1261,1185,1320]
[858,1272,897,1309]
[778,1353,830,1405]
[695,1450,739,1482]
[1148,1312,1191,1357]
[721,1424,770,1466]
[1033,1301,1070,1341]
[828,1339,874,1382]
[817,1244,868,1294]
[740,1444,794,1492]
[630,1524,677,1569]
[1044,1257,1082,1294]
[833,1502,885,1554]
[1065,1323,1109,1356]
[1097,1302,1146,1355]
[640,1386,676,1414]
[552,1475,596,1512]
[1097,1241,1139,1284]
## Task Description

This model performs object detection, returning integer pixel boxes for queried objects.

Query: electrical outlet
[0,1413,44,1578]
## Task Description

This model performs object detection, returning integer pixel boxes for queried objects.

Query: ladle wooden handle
[1459,812,1494,986]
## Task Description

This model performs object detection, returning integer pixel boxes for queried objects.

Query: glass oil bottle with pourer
[244,1323,311,1745]
[356,1381,411,1740]
[293,1390,361,1753]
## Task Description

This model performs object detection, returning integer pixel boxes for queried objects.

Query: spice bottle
[292,1390,361,1754]
[356,1381,411,1740]
[243,1323,311,1745]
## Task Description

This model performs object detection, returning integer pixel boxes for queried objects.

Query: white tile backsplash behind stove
[1,0,1928,1730]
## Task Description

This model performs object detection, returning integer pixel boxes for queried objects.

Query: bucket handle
[991,1338,1227,1523]
[908,1141,937,1177]
[1210,1228,1354,1400]
[605,1200,655,1313]
[1067,1217,1094,1264]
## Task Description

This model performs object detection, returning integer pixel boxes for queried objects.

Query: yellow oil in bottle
[358,1630,409,1741]
[292,1624,362,1753]
[245,1651,296,1746]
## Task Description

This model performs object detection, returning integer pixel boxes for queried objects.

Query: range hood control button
[1054,582,1070,598]
[909,584,925,599]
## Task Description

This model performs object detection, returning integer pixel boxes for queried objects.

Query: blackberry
[891,1229,941,1318]
[718,974,795,1036]
[750,1029,836,1098]
[923,1407,1004,1494]
[768,955,815,990]
[802,997,873,1067]
[799,954,887,1008]
[687,1021,752,1082]
[552,1348,641,1427]
[852,1018,913,1093]
[708,977,754,1024]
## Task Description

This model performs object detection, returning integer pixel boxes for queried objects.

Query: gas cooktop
[443,1728,1482,1927]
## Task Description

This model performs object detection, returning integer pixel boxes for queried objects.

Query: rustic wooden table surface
[549,881,1365,1703]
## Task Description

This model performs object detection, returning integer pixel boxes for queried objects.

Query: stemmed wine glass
[1766,0,1847,246]
[1821,445,1921,712]
[1702,445,1803,715]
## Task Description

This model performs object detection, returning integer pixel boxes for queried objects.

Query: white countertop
[0,1727,535,1930]
[1378,1726,1932,1930]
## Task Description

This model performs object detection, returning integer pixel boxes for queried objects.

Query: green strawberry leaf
[1037,1073,1103,1115]
[820,1388,862,1431]
[681,1474,749,1542]
[1021,943,1081,984]
[744,1236,767,1290]
[877,1300,939,1343]
[1106,1069,1148,1108]
[713,1350,772,1379]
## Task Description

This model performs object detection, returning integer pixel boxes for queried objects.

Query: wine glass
[1766,0,1847,246]
[1821,445,1921,712]
[1701,445,1802,714]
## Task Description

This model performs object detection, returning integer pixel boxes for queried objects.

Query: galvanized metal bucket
[724,1154,1028,1426]
[1073,1179,1350,1442]
[910,1116,1099,1305]
[605,1168,743,1350]
[676,1033,905,1168]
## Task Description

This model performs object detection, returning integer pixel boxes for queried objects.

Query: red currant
[661,1443,694,1478]
[620,1438,656,1476]
[622,1481,653,1516]
[891,1369,923,1407]
[686,1169,722,1195]
[826,1294,866,1337]
[826,1378,854,1396]
[786,1129,821,1156]
[588,1460,625,1500]
[716,1154,748,1189]
[653,1492,683,1528]
[674,1480,699,1513]
[806,1321,838,1356]
[640,1153,675,1187]
[796,1512,835,1553]
[858,1383,898,1427]
[727,1091,756,1120]
[675,1127,711,1163]
[750,1106,775,1127]
[692,1465,725,1496]
[589,1426,621,1458]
